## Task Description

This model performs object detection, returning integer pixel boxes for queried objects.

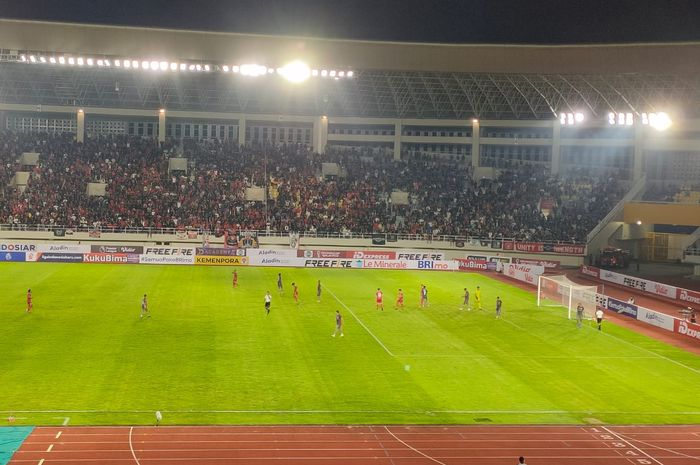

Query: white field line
[384,426,447,465]
[6,409,700,415]
[602,426,665,465]
[323,284,395,357]
[128,426,142,465]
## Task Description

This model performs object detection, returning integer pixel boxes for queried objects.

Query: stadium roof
[1,19,700,119]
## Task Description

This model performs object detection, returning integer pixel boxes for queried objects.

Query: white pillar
[393,122,402,160]
[76,109,85,143]
[313,116,328,154]
[238,118,246,146]
[551,120,561,175]
[633,123,644,181]
[158,108,166,143]
[471,119,480,169]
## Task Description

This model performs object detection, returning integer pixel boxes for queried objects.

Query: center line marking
[46,444,53,452]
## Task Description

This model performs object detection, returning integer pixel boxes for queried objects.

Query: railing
[685,248,700,257]
[0,223,584,248]
[586,174,646,244]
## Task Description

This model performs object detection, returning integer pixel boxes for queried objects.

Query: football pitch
[1,262,700,426]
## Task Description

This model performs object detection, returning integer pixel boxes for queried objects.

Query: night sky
[2,0,700,44]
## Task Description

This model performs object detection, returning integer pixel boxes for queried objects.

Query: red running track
[8,424,700,465]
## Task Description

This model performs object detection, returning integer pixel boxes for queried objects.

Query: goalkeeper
[576,302,585,328]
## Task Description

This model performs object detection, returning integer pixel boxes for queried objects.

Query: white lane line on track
[602,426,665,465]
[384,425,448,465]
[128,426,142,465]
[608,429,700,461]
[324,284,395,356]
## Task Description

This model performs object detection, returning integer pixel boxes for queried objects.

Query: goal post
[537,275,599,320]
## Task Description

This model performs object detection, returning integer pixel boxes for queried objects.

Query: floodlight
[170,62,178,71]
[104,59,110,66]
[559,113,566,125]
[347,71,354,78]
[240,64,267,76]
[338,71,345,77]
[641,112,649,125]
[195,64,202,71]
[97,59,104,66]
[59,56,66,65]
[232,65,240,73]
[49,57,56,64]
[180,63,187,71]
[280,60,311,83]
[20,55,26,62]
[29,55,36,62]
[329,70,337,77]
[472,118,479,123]
[222,65,230,72]
[608,112,615,125]
[159,61,168,71]
[124,60,131,68]
[114,59,121,67]
[77,57,84,66]
[625,113,633,125]
[68,57,75,65]
[189,64,196,71]
[132,60,139,68]
[636,220,642,225]
[204,64,210,71]
[574,112,584,123]
[650,112,672,131]
[39,56,47,63]
[150,61,158,70]
[159,108,165,114]
[311,69,318,76]
[321,69,328,77]
[618,113,625,125]
[86,58,94,66]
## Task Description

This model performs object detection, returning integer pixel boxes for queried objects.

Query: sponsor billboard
[143,247,195,256]
[248,256,304,267]
[0,243,36,252]
[372,234,386,245]
[599,269,678,299]
[501,241,584,255]
[580,265,600,279]
[396,251,446,261]
[636,307,675,331]
[457,259,491,271]
[362,259,408,270]
[90,245,144,254]
[513,258,560,270]
[82,253,135,264]
[303,259,359,268]
[138,255,195,265]
[196,247,246,256]
[605,297,638,319]
[675,320,700,341]
[195,256,249,266]
[503,263,545,286]
[36,253,84,263]
[37,244,91,254]
[299,250,397,260]
[679,289,700,306]
[0,252,26,262]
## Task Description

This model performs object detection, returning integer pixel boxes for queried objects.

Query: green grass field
[1,262,700,426]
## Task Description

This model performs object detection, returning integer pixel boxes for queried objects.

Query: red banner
[298,250,396,260]
[501,241,584,255]
[674,320,700,341]
[679,289,700,306]
[580,265,600,279]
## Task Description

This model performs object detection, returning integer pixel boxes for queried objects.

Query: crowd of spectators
[0,131,627,242]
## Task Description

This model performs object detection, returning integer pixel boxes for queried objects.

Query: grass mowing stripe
[323,283,395,357]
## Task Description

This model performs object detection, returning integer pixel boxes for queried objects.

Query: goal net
[537,275,599,320]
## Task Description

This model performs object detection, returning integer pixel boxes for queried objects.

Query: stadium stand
[0,131,624,241]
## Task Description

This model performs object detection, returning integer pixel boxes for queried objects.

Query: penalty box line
[322,285,395,357]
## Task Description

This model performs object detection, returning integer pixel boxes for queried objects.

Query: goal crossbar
[537,275,599,320]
